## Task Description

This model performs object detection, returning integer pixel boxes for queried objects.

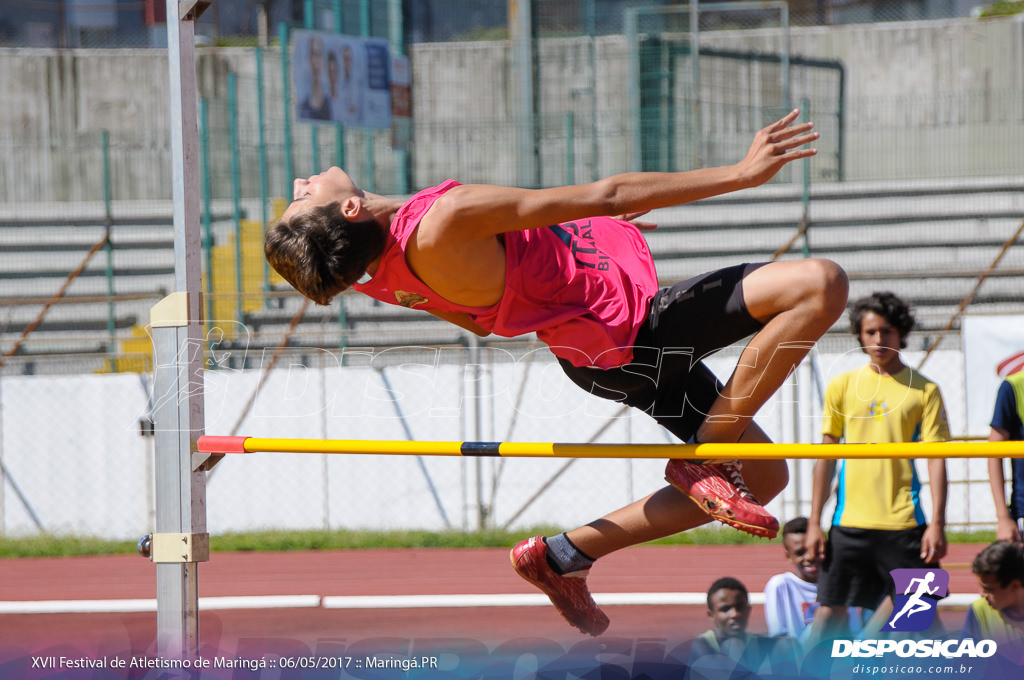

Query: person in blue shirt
[987,372,1024,543]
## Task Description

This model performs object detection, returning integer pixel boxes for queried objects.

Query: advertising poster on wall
[292,29,393,129]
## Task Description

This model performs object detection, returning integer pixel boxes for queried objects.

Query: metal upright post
[388,0,409,194]
[101,130,116,366]
[149,295,210,659]
[509,0,537,188]
[625,8,641,172]
[255,46,272,303]
[280,22,295,195]
[146,0,212,659]
[304,0,319,172]
[690,1,704,168]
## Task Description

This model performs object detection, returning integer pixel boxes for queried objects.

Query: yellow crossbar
[197,436,1024,460]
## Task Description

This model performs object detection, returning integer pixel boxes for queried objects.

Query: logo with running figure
[884,568,949,632]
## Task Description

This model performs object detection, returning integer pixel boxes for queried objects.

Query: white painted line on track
[0,592,978,615]
[0,595,322,615]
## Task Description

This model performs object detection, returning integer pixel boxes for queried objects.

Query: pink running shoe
[665,459,779,539]
[510,535,610,636]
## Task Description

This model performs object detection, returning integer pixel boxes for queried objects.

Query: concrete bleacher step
[0,301,137,330]
[239,324,468,350]
[112,325,154,374]
[244,293,426,330]
[648,176,1023,223]
[0,276,174,299]
[645,179,1022,334]
[207,219,268,332]
[0,200,245,370]
[1,180,1020,372]
[240,176,1022,353]
[646,216,1021,259]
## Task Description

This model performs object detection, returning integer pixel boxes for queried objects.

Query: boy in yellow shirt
[805,291,950,644]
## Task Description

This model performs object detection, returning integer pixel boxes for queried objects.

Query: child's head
[266,168,385,306]
[781,517,822,584]
[972,541,1024,613]
[706,576,750,639]
[849,291,915,351]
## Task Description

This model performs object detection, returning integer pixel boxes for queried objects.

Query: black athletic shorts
[557,263,765,443]
[817,525,936,609]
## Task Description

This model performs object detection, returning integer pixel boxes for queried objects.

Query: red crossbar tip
[197,436,250,454]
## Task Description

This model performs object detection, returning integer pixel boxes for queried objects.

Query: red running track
[0,542,984,659]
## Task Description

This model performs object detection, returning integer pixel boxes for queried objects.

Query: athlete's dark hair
[849,291,915,349]
[706,576,749,609]
[264,201,385,305]
[782,516,809,539]
[972,541,1024,588]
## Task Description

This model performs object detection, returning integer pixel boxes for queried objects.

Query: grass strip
[0,527,996,559]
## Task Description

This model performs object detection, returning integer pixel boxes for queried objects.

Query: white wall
[0,346,992,540]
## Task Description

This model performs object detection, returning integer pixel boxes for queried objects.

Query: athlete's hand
[996,516,1023,543]
[612,210,657,231]
[735,109,818,188]
[920,524,947,564]
[804,522,827,563]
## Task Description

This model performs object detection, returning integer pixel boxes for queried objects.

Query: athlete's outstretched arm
[424,109,817,241]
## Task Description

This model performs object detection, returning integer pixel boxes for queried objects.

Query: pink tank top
[353,180,659,368]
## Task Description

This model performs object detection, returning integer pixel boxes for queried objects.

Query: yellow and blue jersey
[961,598,1024,664]
[821,364,950,530]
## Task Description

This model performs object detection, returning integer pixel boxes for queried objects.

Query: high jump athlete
[265,109,848,635]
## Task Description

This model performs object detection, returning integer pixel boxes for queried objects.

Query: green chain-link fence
[1,3,1022,537]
